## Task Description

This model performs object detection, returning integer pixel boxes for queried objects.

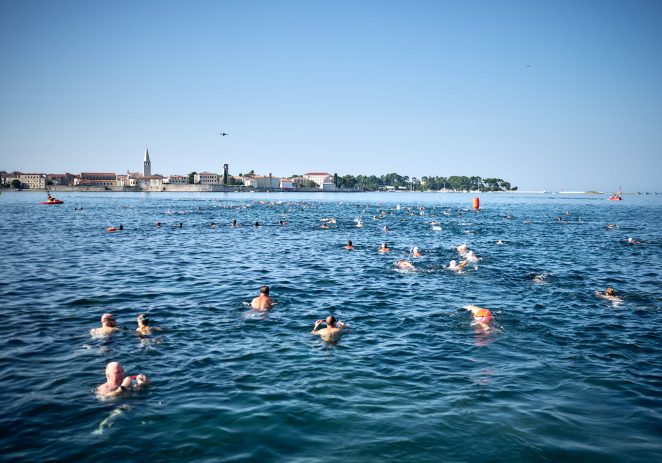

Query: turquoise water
[0,191,660,462]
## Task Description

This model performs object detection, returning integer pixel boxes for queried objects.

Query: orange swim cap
[474,308,492,320]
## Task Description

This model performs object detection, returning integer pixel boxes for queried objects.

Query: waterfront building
[303,172,332,187]
[163,175,187,184]
[142,175,163,188]
[75,172,117,187]
[3,171,21,187]
[115,172,140,187]
[47,173,74,186]
[280,178,295,190]
[1,171,14,187]
[243,174,281,189]
[194,172,220,184]
[321,179,338,190]
[17,173,47,189]
[292,177,306,187]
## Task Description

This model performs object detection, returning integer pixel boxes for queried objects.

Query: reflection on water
[0,191,661,462]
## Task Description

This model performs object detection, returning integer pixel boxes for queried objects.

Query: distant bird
[220,132,229,136]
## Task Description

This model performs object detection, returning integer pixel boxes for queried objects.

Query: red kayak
[41,200,64,205]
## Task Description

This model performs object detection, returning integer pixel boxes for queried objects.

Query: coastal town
[1,148,518,193]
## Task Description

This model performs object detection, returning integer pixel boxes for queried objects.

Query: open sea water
[0,191,660,463]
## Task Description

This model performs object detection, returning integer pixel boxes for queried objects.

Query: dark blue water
[0,191,660,462]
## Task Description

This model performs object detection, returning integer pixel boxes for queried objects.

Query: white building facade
[194,172,220,184]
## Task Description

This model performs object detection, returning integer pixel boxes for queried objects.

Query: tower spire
[143,146,151,177]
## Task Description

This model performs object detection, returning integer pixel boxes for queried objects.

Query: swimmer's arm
[311,320,323,334]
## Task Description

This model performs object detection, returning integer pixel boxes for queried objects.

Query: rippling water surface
[0,191,660,462]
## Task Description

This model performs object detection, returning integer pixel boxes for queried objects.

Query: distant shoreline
[2,187,656,195]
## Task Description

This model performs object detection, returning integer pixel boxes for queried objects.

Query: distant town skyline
[1,1,660,192]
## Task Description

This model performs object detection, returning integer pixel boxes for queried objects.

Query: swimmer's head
[101,313,116,325]
[347,240,352,246]
[137,314,150,325]
[605,287,616,296]
[106,361,124,382]
[413,247,419,252]
[260,285,270,295]
[326,316,337,327]
[382,242,388,248]
[474,308,492,321]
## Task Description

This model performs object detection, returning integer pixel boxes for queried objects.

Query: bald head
[326,316,337,327]
[105,361,124,384]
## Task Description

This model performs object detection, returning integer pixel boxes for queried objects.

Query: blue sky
[1,0,660,191]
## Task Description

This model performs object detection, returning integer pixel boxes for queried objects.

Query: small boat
[608,194,622,201]
[41,199,64,205]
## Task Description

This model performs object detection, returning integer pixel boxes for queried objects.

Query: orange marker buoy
[472,197,480,209]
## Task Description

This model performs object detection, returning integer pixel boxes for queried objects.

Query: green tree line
[334,173,516,192]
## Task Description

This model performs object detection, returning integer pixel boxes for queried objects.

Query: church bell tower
[143,147,151,177]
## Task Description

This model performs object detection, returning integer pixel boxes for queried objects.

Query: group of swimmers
[91,313,156,397]
[95,205,631,398]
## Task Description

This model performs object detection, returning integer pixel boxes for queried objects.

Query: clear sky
[1,0,660,191]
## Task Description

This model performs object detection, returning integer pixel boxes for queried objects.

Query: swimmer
[396,260,415,270]
[465,305,492,323]
[496,240,504,245]
[136,313,153,335]
[412,247,422,258]
[97,361,149,397]
[627,237,641,245]
[210,222,217,228]
[176,222,183,228]
[254,221,260,227]
[606,224,618,229]
[155,222,161,228]
[383,225,389,232]
[311,316,346,342]
[119,224,124,231]
[456,244,468,255]
[356,219,363,228]
[90,313,119,337]
[232,219,238,227]
[251,285,274,311]
[465,250,479,263]
[344,240,353,250]
[379,242,391,253]
[595,287,623,301]
[448,259,469,272]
